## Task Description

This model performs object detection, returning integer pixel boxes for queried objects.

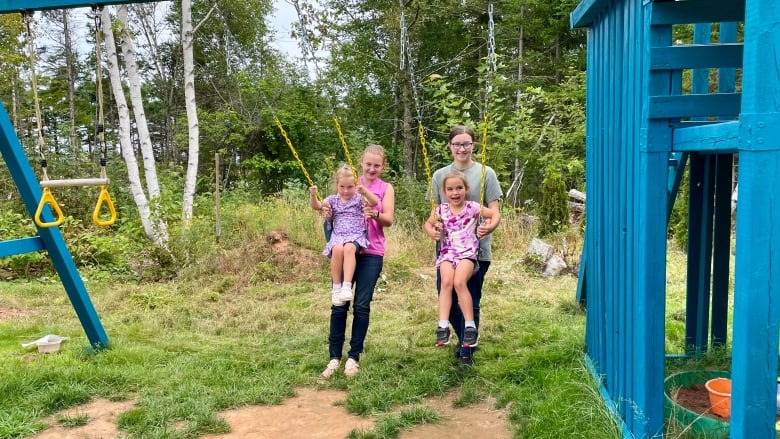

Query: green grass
[0,200,624,439]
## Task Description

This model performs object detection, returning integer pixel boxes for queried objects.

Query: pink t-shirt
[359,177,388,256]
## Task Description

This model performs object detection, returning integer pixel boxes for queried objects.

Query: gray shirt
[429,162,503,261]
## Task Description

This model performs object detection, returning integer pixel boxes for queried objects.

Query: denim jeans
[437,260,491,358]
[328,254,383,361]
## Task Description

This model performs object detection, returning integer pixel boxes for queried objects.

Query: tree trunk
[181,0,200,225]
[116,6,162,201]
[102,6,168,246]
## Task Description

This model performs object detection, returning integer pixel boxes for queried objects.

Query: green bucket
[664,370,730,438]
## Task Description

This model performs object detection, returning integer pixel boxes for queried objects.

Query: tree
[101,6,169,246]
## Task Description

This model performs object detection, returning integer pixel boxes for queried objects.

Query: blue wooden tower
[571,0,780,437]
[0,0,159,349]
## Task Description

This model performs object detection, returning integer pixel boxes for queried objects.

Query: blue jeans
[328,254,383,361]
[437,260,490,358]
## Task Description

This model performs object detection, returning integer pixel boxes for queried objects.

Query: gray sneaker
[436,327,451,347]
[462,327,479,348]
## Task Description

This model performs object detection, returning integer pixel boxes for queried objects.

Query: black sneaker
[436,327,451,347]
[462,327,479,348]
[459,355,474,368]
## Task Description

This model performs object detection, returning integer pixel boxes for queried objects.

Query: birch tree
[101,6,169,246]
[115,6,162,203]
[181,0,199,224]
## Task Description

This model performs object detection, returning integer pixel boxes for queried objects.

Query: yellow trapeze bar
[40,178,110,188]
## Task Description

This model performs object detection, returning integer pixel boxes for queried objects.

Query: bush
[538,170,569,237]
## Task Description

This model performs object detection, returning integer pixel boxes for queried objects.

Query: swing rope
[91,5,116,227]
[399,0,435,216]
[478,1,497,215]
[26,9,116,228]
[24,12,64,228]
[273,116,316,190]
[332,117,359,184]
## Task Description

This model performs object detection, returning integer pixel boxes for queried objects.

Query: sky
[271,0,305,61]
[35,1,306,64]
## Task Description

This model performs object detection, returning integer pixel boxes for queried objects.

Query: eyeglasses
[450,142,474,150]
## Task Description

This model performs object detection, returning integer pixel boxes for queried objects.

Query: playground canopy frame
[0,0,161,13]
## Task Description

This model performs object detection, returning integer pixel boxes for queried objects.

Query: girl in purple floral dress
[310,165,378,306]
[423,170,498,349]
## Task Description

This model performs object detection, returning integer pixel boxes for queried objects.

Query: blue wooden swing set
[0,0,162,350]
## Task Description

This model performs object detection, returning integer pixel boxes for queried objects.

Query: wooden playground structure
[572,0,780,437]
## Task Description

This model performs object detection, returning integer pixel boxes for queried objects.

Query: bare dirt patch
[30,399,135,439]
[0,308,28,322]
[29,388,511,439]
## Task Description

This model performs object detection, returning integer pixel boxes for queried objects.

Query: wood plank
[650,44,743,71]
[0,236,44,258]
[570,0,612,28]
[648,93,741,119]
[650,0,745,25]
[672,120,740,152]
[730,0,780,436]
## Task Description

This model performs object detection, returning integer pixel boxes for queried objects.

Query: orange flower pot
[705,377,732,418]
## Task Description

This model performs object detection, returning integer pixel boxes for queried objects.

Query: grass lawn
[1,197,640,438]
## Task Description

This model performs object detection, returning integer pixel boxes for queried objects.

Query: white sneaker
[331,288,345,306]
[321,359,340,379]
[338,286,353,302]
[344,357,360,377]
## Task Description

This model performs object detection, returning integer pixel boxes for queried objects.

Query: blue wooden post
[0,101,109,349]
[0,0,166,348]
[731,1,780,436]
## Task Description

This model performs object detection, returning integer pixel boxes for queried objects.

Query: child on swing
[310,165,378,306]
[424,170,498,348]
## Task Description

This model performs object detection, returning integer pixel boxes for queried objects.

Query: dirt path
[29,388,511,439]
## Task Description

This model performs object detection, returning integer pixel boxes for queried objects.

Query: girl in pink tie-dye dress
[423,170,498,349]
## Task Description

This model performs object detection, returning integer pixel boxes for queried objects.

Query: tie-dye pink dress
[435,201,480,268]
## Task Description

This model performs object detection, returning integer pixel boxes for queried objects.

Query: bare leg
[331,244,344,283]
[452,260,475,321]
[342,243,357,283]
[439,263,456,321]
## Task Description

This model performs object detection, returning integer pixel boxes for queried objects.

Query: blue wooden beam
[672,121,740,153]
[650,0,745,25]
[0,237,45,258]
[0,100,108,349]
[648,93,741,119]
[731,0,780,435]
[570,0,611,29]
[650,44,743,71]
[0,0,162,14]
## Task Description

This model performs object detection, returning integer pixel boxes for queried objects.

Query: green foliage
[392,177,434,227]
[538,169,569,237]
[669,170,690,251]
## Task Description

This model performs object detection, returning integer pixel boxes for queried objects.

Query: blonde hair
[332,164,356,191]
[441,170,471,197]
[361,144,387,167]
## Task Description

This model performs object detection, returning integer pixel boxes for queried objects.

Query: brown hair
[448,125,476,143]
[441,170,471,197]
